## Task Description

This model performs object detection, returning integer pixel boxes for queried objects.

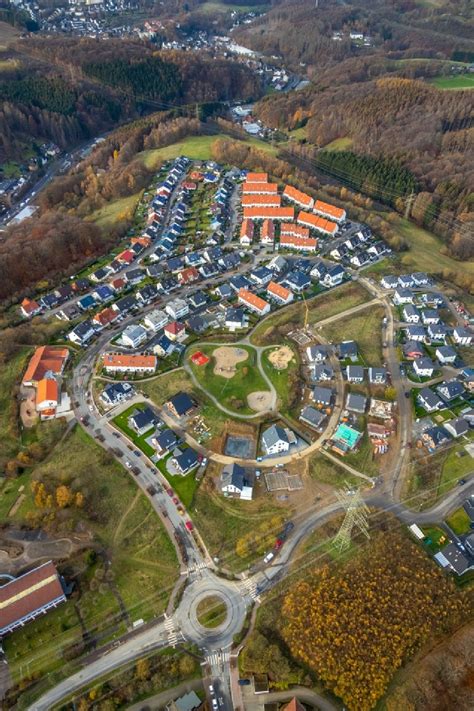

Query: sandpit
[268,345,295,371]
[213,346,248,379]
[247,390,273,412]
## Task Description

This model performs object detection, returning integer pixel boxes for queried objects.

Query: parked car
[185,521,193,531]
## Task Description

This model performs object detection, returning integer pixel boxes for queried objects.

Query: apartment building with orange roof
[22,346,69,387]
[266,280,294,305]
[102,353,157,374]
[280,223,310,240]
[297,211,338,236]
[240,218,255,245]
[280,234,318,252]
[238,288,271,316]
[245,172,268,183]
[241,194,281,208]
[36,378,59,418]
[242,181,278,195]
[314,199,346,223]
[261,219,275,245]
[243,206,294,222]
[283,185,314,210]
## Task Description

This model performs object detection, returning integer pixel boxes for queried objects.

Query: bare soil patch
[20,388,38,428]
[268,345,295,370]
[247,391,273,412]
[213,346,248,378]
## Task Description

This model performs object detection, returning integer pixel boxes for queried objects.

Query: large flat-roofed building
[0,561,66,636]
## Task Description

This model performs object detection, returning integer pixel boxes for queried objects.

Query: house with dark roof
[152,428,179,456]
[171,448,199,475]
[100,382,135,407]
[428,323,449,342]
[421,425,451,450]
[299,406,326,430]
[306,345,328,363]
[403,340,424,359]
[221,463,254,500]
[435,345,457,365]
[413,357,435,378]
[129,407,159,435]
[436,379,465,402]
[418,387,444,413]
[346,392,367,413]
[167,392,195,418]
[405,325,426,342]
[338,340,358,361]
[453,327,473,346]
[346,365,364,383]
[368,367,387,385]
[311,364,334,381]
[312,386,333,406]
[444,417,469,438]
[261,425,293,455]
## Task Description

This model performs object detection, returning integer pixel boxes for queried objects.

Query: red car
[166,487,174,497]
[274,538,283,551]
[173,496,179,505]
[185,521,194,531]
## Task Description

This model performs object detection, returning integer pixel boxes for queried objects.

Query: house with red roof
[20,297,41,318]
[164,321,187,342]
[261,219,275,245]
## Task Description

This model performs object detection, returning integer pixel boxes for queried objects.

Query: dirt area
[0,531,89,575]
[268,345,295,370]
[213,346,248,379]
[247,391,273,412]
[20,388,38,428]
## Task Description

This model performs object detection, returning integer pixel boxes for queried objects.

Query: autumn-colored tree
[75,491,85,508]
[135,658,150,681]
[56,485,72,508]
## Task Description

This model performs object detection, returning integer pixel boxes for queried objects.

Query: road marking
[186,560,207,573]
[239,577,260,602]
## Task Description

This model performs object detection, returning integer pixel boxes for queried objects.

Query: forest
[242,530,470,711]
[256,77,474,259]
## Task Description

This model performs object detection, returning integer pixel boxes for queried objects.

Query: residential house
[68,320,95,346]
[189,291,208,310]
[322,265,345,287]
[250,266,273,288]
[435,544,473,576]
[77,294,96,312]
[368,367,387,385]
[171,448,199,475]
[267,255,288,274]
[428,323,449,342]
[311,364,334,381]
[90,266,112,282]
[393,288,414,306]
[453,327,473,346]
[283,185,314,210]
[330,244,348,261]
[164,321,187,342]
[310,261,327,281]
[405,325,426,342]
[186,315,207,335]
[144,309,168,333]
[153,334,174,358]
[436,379,465,403]
[399,274,414,288]
[177,267,200,286]
[238,289,271,316]
[130,407,158,435]
[421,309,440,325]
[152,428,179,457]
[220,463,254,500]
[284,270,311,293]
[413,357,435,378]
[280,233,318,253]
[350,251,371,268]
[260,219,275,245]
[115,295,137,315]
[313,198,346,223]
[167,392,195,418]
[312,386,333,407]
[22,346,69,387]
[225,307,248,331]
[241,194,281,209]
[435,345,457,365]
[261,424,294,455]
[306,345,328,363]
[444,417,469,438]
[102,353,157,374]
[125,268,144,286]
[243,206,294,222]
[338,340,358,361]
[403,304,420,323]
[403,340,424,359]
[421,426,451,450]
[165,299,189,320]
[92,307,119,329]
[121,324,148,349]
[266,281,293,305]
[93,285,114,303]
[229,275,251,292]
[418,387,444,413]
[411,272,430,287]
[240,218,254,246]
[299,406,326,430]
[347,365,364,383]
[100,382,135,407]
[346,393,367,413]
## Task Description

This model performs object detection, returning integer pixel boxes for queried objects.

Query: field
[429,75,474,90]
[321,306,385,364]
[3,426,179,687]
[0,21,20,50]
[308,452,363,490]
[250,281,370,346]
[199,1,270,13]
[324,136,354,151]
[261,345,300,415]
[187,344,270,415]
[87,191,143,228]
[394,217,474,278]
[445,506,471,535]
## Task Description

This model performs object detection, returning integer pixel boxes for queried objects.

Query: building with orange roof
[177,267,200,285]
[242,182,278,195]
[283,185,314,210]
[280,699,306,711]
[261,219,275,245]
[238,288,271,316]
[92,307,119,329]
[297,211,338,236]
[314,199,346,223]
[243,207,294,222]
[241,194,281,208]
[109,277,126,292]
[267,281,294,305]
[20,298,41,319]
[240,219,254,245]
[280,223,310,240]
[245,172,268,183]
[131,236,152,248]
[117,249,135,264]
[280,234,318,252]
[23,346,69,387]
[102,353,157,374]
[36,378,59,417]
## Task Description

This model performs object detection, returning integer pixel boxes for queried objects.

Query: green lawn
[87,192,143,228]
[196,595,227,628]
[429,75,474,90]
[261,345,300,414]
[394,217,474,279]
[445,507,472,535]
[324,136,354,151]
[308,453,363,490]
[156,453,200,508]
[321,306,385,365]
[113,403,156,457]
[421,525,449,553]
[250,281,370,346]
[288,126,308,140]
[3,426,179,689]
[338,427,381,478]
[187,344,270,415]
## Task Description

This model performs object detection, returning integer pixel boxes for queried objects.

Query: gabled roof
[314,199,345,220]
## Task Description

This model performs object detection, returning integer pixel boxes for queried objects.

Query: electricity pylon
[333,486,370,552]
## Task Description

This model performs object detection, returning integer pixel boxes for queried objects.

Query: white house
[393,288,414,305]
[403,305,420,323]
[143,309,169,332]
[266,281,293,305]
[322,265,345,287]
[165,298,189,320]
[453,327,473,346]
[413,357,435,378]
[435,346,457,364]
[121,324,148,349]
[261,425,293,455]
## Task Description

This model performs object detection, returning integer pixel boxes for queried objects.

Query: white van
[263,552,274,564]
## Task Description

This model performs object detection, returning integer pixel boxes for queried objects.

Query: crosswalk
[239,575,260,602]
[206,650,230,668]
[187,560,207,574]
[164,615,181,647]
